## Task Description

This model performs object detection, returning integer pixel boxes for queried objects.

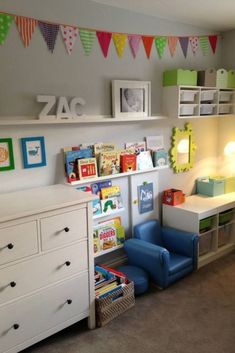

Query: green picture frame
[0,138,15,171]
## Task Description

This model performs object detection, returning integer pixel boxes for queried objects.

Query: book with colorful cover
[152,149,168,167]
[91,180,112,196]
[64,148,93,182]
[98,216,121,228]
[137,150,153,170]
[100,196,124,214]
[100,185,120,199]
[99,151,120,176]
[92,198,102,217]
[95,225,117,251]
[94,143,116,157]
[125,141,146,154]
[93,229,101,254]
[120,153,137,172]
[77,157,98,180]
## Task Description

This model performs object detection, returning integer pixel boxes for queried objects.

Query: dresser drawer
[40,209,87,250]
[0,273,89,353]
[0,241,88,306]
[0,221,38,266]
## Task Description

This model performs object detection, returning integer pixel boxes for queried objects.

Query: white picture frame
[112,80,151,118]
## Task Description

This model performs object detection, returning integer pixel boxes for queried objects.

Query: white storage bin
[200,90,217,102]
[180,104,197,116]
[219,91,233,103]
[219,104,232,114]
[218,225,231,247]
[200,104,216,115]
[180,90,198,103]
[199,231,213,256]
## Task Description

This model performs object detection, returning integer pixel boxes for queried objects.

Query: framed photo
[112,80,151,118]
[21,136,46,169]
[0,138,15,171]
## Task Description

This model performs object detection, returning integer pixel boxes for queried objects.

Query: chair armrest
[162,226,199,269]
[124,239,170,288]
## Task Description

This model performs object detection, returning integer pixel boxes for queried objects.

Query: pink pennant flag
[168,36,178,57]
[15,16,37,48]
[189,36,199,55]
[96,31,112,58]
[128,34,141,58]
[60,25,78,54]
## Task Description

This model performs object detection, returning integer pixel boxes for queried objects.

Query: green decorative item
[0,13,13,45]
[155,36,167,59]
[200,36,209,56]
[227,70,235,88]
[163,69,197,86]
[79,29,96,55]
[169,122,196,173]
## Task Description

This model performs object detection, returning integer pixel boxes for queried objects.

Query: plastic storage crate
[199,231,213,256]
[163,69,197,86]
[219,90,233,103]
[180,104,197,116]
[218,225,231,247]
[196,177,225,197]
[180,90,198,102]
[199,217,213,232]
[200,89,217,102]
[200,104,216,115]
[219,209,233,225]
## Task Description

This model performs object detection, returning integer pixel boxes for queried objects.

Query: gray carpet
[23,252,235,353]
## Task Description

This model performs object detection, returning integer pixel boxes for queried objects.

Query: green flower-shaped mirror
[169,122,196,173]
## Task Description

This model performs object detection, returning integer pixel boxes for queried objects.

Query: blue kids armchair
[124,219,199,289]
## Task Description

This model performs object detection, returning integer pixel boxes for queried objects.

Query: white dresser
[0,184,95,353]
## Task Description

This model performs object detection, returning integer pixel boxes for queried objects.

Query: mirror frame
[169,122,196,173]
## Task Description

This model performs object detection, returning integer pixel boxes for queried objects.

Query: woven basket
[95,281,135,327]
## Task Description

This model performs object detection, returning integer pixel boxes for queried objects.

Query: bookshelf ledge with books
[94,244,124,258]
[93,207,125,220]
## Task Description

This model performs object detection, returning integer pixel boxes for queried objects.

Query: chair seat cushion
[117,265,149,295]
[168,253,192,275]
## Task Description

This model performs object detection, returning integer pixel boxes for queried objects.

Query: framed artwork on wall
[0,138,15,171]
[112,80,151,118]
[21,136,46,168]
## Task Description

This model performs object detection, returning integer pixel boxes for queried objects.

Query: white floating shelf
[94,244,123,258]
[93,207,125,220]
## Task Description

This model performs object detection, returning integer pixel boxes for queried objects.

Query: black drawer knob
[64,227,70,232]
[13,324,19,330]
[10,281,16,288]
[67,299,72,305]
[65,261,71,267]
[7,243,14,250]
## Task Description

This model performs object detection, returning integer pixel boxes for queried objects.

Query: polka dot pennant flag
[179,37,189,58]
[60,25,78,55]
[0,13,13,45]
[79,29,96,55]
[200,36,209,56]
[15,16,37,48]
[189,36,199,55]
[112,33,127,58]
[209,35,218,54]
[128,34,141,58]
[155,36,167,59]
[96,31,112,58]
[142,36,154,59]
[168,36,178,57]
[38,21,59,53]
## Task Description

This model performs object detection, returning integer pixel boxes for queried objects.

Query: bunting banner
[0,11,220,59]
[15,16,37,48]
[38,22,59,53]
[0,13,13,45]
[60,25,78,54]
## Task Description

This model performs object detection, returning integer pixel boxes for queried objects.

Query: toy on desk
[162,188,185,206]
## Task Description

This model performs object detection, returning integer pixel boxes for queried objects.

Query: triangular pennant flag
[38,22,59,53]
[15,16,37,48]
[112,33,127,58]
[200,36,209,55]
[179,37,189,58]
[60,25,78,54]
[79,29,96,56]
[189,36,199,55]
[96,31,112,58]
[128,34,141,58]
[209,35,218,54]
[142,36,154,58]
[155,36,167,59]
[168,36,178,57]
[0,13,13,45]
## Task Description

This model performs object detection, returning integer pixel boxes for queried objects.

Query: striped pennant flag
[168,36,178,57]
[0,13,13,45]
[112,33,127,58]
[200,36,209,55]
[79,29,96,55]
[128,34,141,58]
[189,36,199,55]
[155,36,167,59]
[38,22,59,53]
[15,16,37,48]
[60,25,78,54]
[142,36,154,58]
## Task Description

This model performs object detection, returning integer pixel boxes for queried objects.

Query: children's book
[94,143,116,157]
[77,157,98,180]
[98,216,122,228]
[95,225,117,251]
[152,149,168,167]
[91,180,112,197]
[93,229,101,254]
[100,185,120,199]
[64,148,93,182]
[125,141,146,154]
[92,198,102,217]
[99,151,120,176]
[101,196,124,214]
[136,150,153,170]
[120,153,137,172]
[146,135,164,151]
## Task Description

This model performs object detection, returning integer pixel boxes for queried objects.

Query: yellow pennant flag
[112,33,127,58]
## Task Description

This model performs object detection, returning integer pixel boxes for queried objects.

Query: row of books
[94,265,127,299]
[63,140,168,183]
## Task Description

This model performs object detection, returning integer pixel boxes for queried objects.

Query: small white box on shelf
[180,90,198,103]
[179,104,197,116]
[200,90,217,102]
[200,104,216,115]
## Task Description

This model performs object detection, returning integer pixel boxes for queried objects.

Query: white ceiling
[90,0,235,31]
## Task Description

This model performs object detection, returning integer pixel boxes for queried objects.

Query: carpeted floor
[23,252,235,353]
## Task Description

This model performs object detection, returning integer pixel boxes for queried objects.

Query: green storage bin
[163,69,197,87]
[199,217,213,233]
[219,209,233,225]
[227,70,235,88]
[225,177,235,193]
[196,177,225,197]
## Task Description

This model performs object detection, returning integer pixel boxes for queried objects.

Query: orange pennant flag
[168,36,178,57]
[142,36,154,58]
[15,16,37,48]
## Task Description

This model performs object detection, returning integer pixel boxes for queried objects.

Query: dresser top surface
[0,184,95,223]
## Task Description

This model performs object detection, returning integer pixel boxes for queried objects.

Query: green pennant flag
[79,29,96,55]
[155,36,167,58]
[200,36,209,56]
[0,13,13,45]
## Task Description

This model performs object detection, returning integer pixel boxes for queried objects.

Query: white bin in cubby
[218,225,231,247]
[219,105,232,115]
[199,231,213,256]
[219,91,234,103]
[180,104,197,116]
[200,90,217,102]
[180,90,198,103]
[200,104,216,115]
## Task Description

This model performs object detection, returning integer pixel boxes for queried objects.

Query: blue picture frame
[21,136,46,169]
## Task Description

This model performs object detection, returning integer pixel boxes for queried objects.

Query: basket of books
[95,266,135,327]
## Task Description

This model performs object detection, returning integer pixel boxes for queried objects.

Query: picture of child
[121,88,144,112]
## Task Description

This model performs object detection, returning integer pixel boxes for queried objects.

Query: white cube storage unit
[0,185,95,353]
